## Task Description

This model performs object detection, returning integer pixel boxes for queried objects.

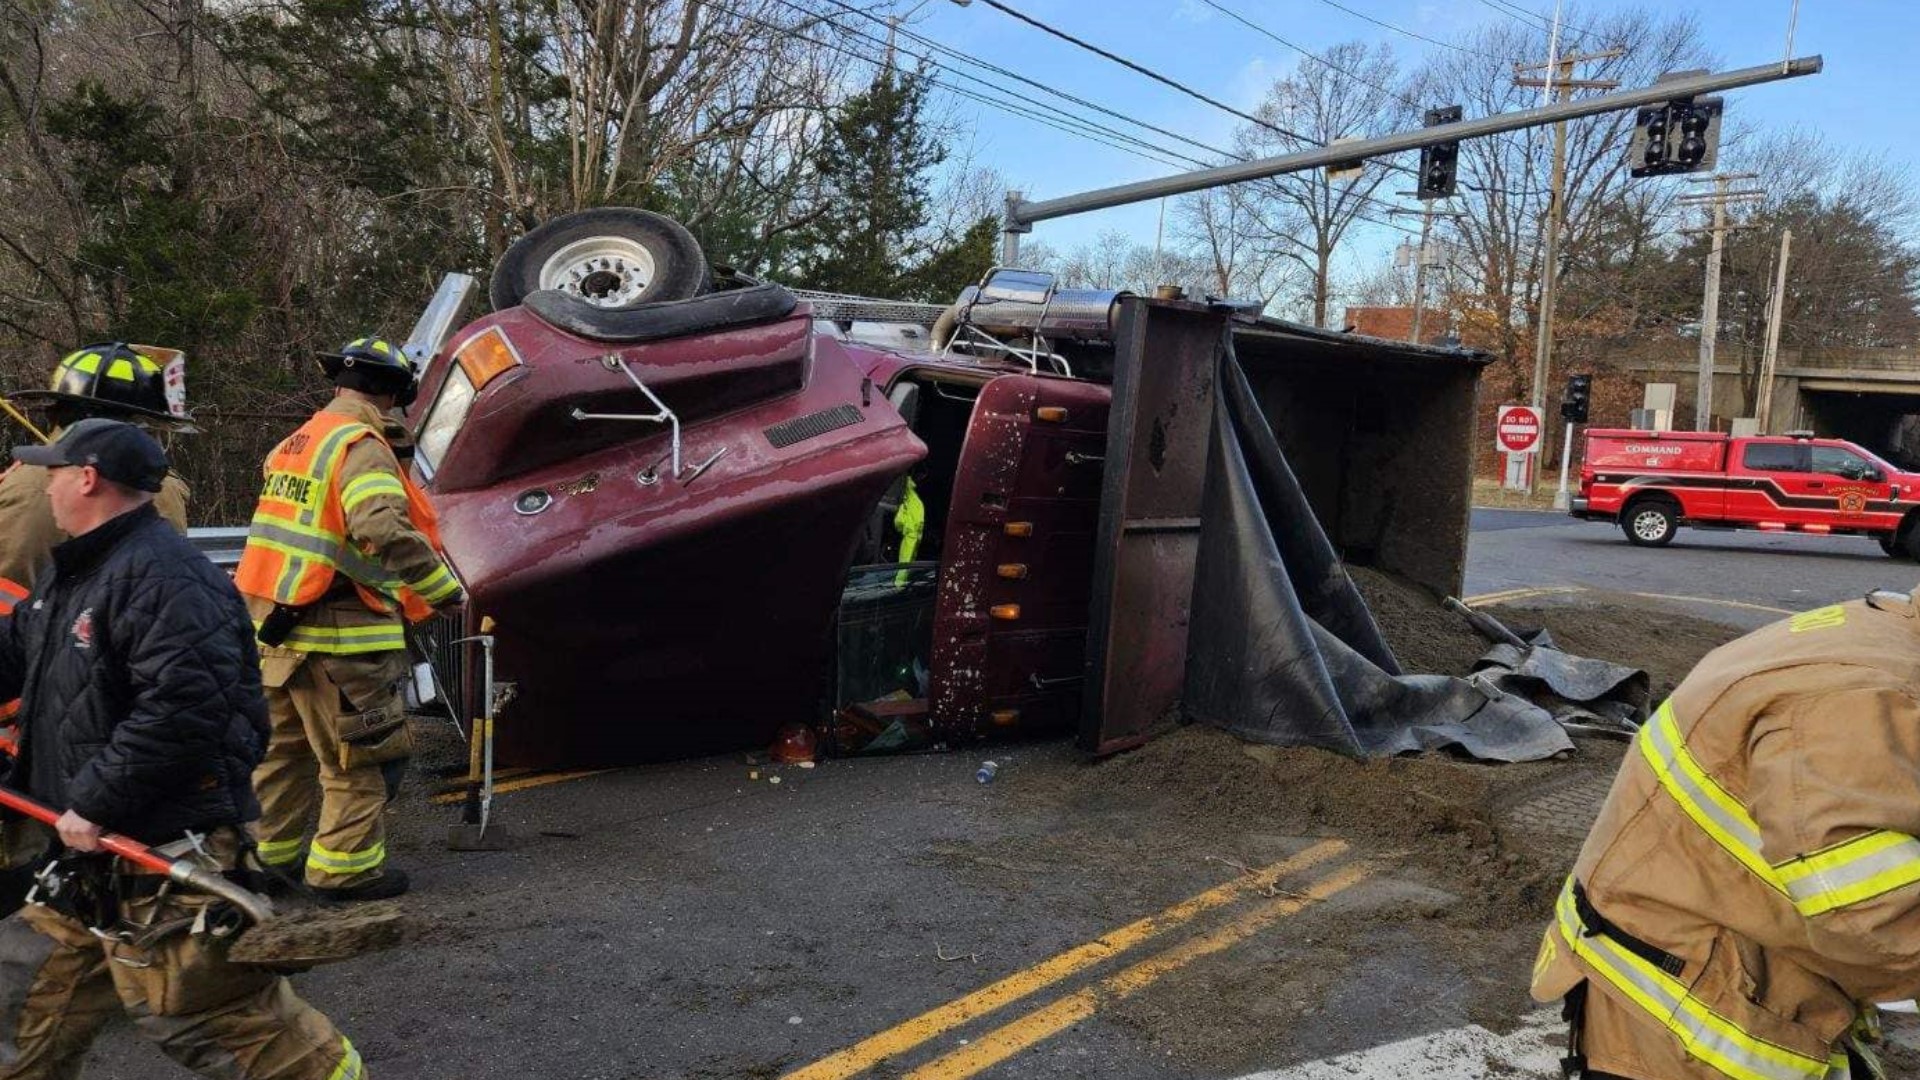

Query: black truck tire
[1882,531,1904,558]
[490,208,709,312]
[1621,499,1679,547]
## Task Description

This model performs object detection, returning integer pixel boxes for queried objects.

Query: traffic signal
[1670,97,1722,172]
[1417,105,1462,200]
[1630,96,1723,177]
[1562,373,1592,423]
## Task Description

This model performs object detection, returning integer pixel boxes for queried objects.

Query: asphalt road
[1464,507,1908,628]
[74,509,1901,1079]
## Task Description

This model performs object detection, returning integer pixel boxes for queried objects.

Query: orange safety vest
[234,410,447,625]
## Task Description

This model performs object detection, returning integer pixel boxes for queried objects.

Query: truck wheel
[1881,532,1905,558]
[1622,500,1678,547]
[490,208,709,312]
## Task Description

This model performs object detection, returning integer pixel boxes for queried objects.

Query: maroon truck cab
[1572,428,1920,555]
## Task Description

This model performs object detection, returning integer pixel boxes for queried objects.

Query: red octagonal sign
[1495,405,1543,454]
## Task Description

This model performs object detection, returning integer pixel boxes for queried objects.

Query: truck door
[928,375,1110,741]
[1809,442,1893,530]
[1733,440,1811,525]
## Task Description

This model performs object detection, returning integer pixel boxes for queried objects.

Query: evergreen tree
[794,66,943,297]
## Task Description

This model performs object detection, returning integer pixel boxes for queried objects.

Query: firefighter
[1531,591,1920,1080]
[233,336,462,902]
[0,419,362,1080]
[0,342,194,603]
[0,343,195,912]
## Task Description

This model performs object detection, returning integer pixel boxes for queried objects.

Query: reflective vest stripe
[0,578,25,617]
[1774,830,1920,917]
[1554,881,1846,1080]
[1643,700,1920,916]
[1639,702,1786,892]
[340,472,407,513]
[242,528,401,596]
[308,839,385,876]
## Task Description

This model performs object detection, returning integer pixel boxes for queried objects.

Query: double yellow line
[784,839,1370,1080]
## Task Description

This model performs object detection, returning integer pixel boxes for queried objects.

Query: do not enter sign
[1495,405,1544,454]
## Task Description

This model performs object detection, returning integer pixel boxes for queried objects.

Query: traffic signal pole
[999,57,1820,256]
[1553,421,1576,510]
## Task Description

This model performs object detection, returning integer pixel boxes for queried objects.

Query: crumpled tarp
[1181,345,1576,762]
[1471,628,1649,733]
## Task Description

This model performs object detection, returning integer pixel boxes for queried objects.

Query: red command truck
[1571,429,1920,556]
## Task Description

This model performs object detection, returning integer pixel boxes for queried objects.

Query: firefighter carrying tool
[234,336,463,902]
[0,343,195,912]
[1532,590,1920,1079]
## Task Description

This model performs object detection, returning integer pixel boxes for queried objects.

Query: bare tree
[1234,41,1416,328]
[1173,185,1305,312]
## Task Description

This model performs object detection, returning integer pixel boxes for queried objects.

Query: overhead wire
[1303,0,1501,58]
[791,0,1427,236]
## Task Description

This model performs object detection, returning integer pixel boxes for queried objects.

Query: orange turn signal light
[1035,406,1068,423]
[996,563,1029,580]
[1004,522,1033,537]
[455,327,523,390]
[990,604,1021,621]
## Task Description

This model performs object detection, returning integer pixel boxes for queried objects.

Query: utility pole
[1678,174,1763,430]
[1756,227,1794,432]
[1389,199,1463,343]
[1514,48,1622,418]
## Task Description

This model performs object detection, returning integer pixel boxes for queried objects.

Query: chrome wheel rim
[538,237,657,308]
[1632,510,1668,541]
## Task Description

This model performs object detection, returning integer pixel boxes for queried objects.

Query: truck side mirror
[1865,467,1886,483]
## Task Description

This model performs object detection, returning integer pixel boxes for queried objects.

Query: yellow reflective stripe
[408,563,461,604]
[1555,881,1833,1080]
[69,352,102,375]
[256,837,305,866]
[329,1039,362,1080]
[1639,702,1787,893]
[105,358,134,382]
[308,840,386,875]
[137,355,161,375]
[1789,605,1846,633]
[301,422,377,528]
[1774,830,1920,916]
[341,472,406,511]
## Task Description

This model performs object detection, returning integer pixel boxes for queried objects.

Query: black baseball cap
[13,417,169,492]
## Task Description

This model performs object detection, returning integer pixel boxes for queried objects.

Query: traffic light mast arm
[1004,56,1820,230]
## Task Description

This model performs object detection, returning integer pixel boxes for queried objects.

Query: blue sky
[878,0,1914,294]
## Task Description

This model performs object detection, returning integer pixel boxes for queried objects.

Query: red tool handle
[0,785,274,923]
[0,786,172,873]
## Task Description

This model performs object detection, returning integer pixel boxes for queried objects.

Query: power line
[798,0,1235,160]
[1194,0,1423,110]
[1472,0,1612,46]
[1304,0,1499,58]
[961,0,1317,144]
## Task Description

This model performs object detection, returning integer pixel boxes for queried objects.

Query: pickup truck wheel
[1882,532,1905,558]
[490,208,709,312]
[1622,501,1678,547]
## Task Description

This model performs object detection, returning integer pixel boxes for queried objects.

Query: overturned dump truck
[405,209,1489,768]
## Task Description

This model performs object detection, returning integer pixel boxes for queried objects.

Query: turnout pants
[0,835,361,1079]
[253,649,411,889]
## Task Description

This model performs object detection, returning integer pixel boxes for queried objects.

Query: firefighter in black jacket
[0,420,364,1079]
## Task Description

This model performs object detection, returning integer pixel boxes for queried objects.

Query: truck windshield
[1811,445,1879,479]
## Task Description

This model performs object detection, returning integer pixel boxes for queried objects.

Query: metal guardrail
[191,526,249,568]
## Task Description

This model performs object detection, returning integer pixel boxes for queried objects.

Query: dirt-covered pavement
[68,511,1920,1078]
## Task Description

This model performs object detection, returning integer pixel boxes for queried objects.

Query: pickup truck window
[1742,443,1804,472]
[1811,445,1875,480]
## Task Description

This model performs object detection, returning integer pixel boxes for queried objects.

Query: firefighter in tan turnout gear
[1532,591,1920,1080]
[234,336,461,902]
[0,342,193,611]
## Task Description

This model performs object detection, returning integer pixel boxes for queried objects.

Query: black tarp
[1182,346,1576,762]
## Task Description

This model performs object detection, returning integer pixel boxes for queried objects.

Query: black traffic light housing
[1562,373,1592,423]
[1417,105,1462,200]
[1630,95,1723,177]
